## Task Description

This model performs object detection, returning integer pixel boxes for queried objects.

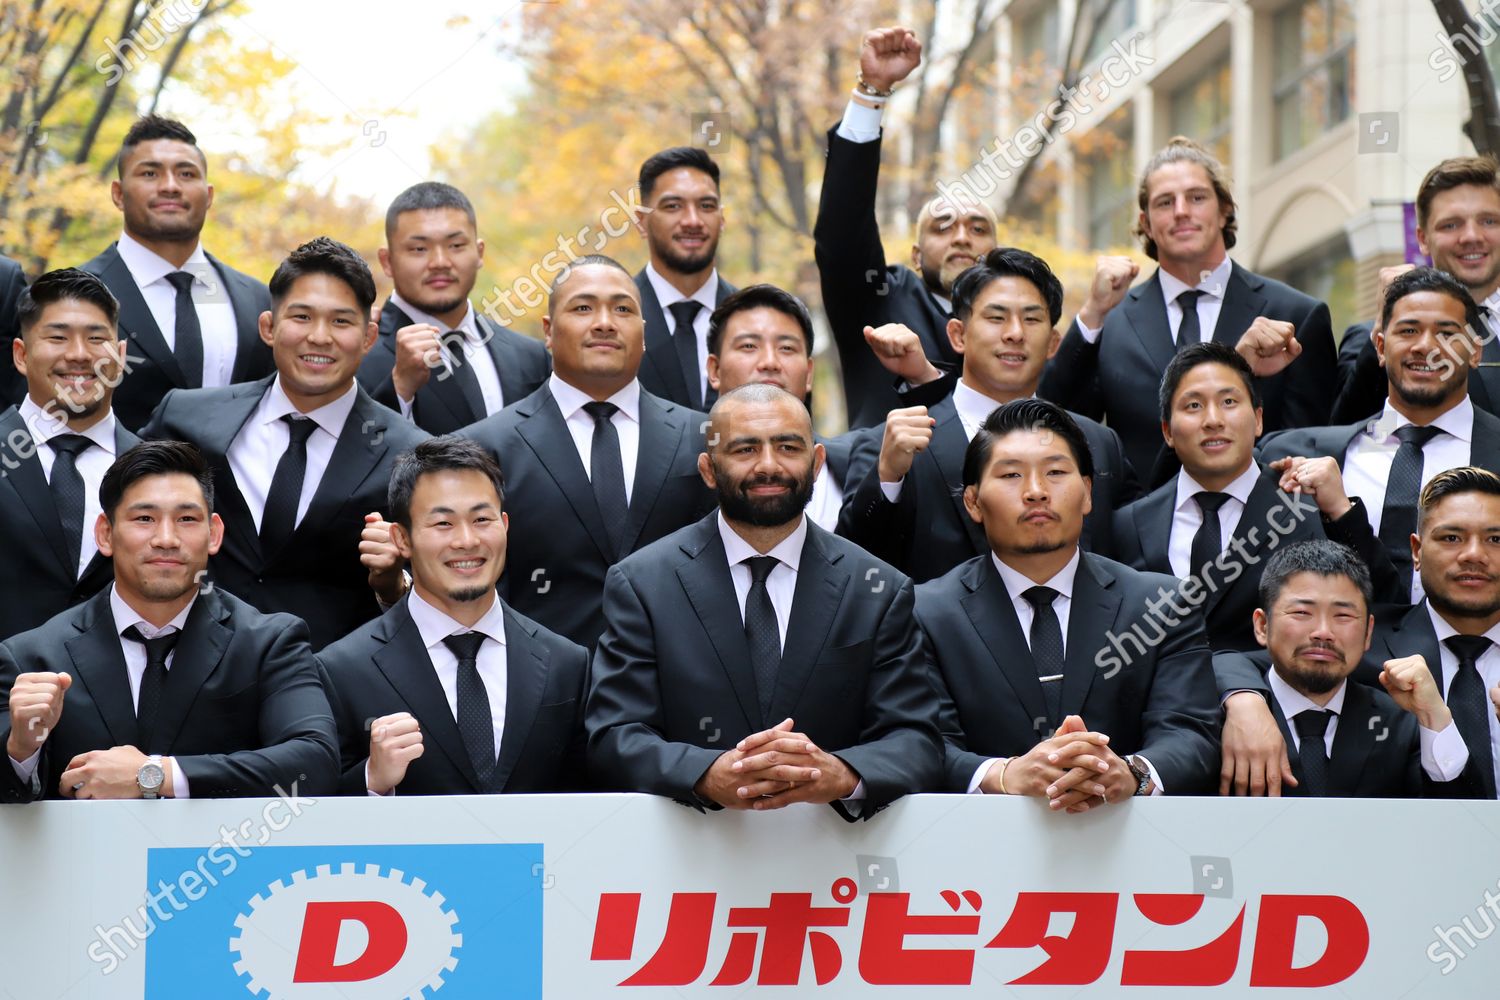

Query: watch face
[139,762,165,790]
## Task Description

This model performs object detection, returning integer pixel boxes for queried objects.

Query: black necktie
[260,415,318,557]
[1175,289,1203,351]
[47,434,93,575]
[1022,586,1065,732]
[443,632,498,791]
[583,401,628,560]
[1444,634,1497,799]
[667,300,705,409]
[1378,424,1442,593]
[441,328,489,419]
[124,625,182,752]
[1292,709,1332,796]
[743,556,781,724]
[1190,491,1231,580]
[165,271,204,388]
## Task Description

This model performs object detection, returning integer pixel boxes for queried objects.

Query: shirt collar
[110,584,195,641]
[1373,395,1474,445]
[1159,257,1232,306]
[1426,601,1500,647]
[548,373,641,423]
[991,547,1082,604]
[645,262,718,313]
[1269,665,1347,720]
[717,510,808,574]
[259,376,359,437]
[952,379,1023,433]
[116,230,210,288]
[1480,286,1500,317]
[407,587,509,651]
[18,395,118,455]
[389,289,478,340]
[1174,462,1260,513]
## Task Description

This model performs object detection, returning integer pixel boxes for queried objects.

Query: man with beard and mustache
[814,25,1000,429]
[631,147,737,411]
[0,269,140,640]
[586,384,942,819]
[1260,267,1500,602]
[80,115,274,431]
[316,438,589,796]
[915,399,1220,805]
[358,182,550,433]
[0,441,337,802]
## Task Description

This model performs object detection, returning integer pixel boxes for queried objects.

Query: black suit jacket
[815,126,960,429]
[462,382,714,649]
[80,242,274,432]
[1331,319,1500,425]
[585,514,942,818]
[1111,466,1405,651]
[0,407,140,640]
[317,595,589,795]
[1039,264,1337,477]
[838,396,1138,580]
[357,298,551,434]
[0,587,337,801]
[0,254,27,408]
[634,269,735,410]
[141,377,429,649]
[915,552,1221,793]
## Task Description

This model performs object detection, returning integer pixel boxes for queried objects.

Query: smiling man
[79,115,274,431]
[141,238,428,649]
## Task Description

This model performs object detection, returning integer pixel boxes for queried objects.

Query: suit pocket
[816,638,874,667]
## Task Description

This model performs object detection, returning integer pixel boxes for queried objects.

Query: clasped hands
[694,718,859,810]
[983,715,1137,813]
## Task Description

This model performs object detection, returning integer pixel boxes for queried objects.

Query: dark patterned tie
[1190,491,1231,580]
[165,271,204,388]
[1444,634,1497,799]
[124,625,182,752]
[744,556,781,724]
[443,632,498,791]
[1022,586,1065,732]
[1378,424,1442,593]
[47,434,93,575]
[1175,289,1203,351]
[667,300,704,409]
[1292,709,1332,797]
[583,401,628,560]
[440,329,488,419]
[260,415,319,557]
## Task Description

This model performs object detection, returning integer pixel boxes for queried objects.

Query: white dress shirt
[1167,464,1260,580]
[1268,668,1467,784]
[880,379,1012,501]
[1428,606,1500,793]
[835,99,884,143]
[1075,257,1233,346]
[19,396,118,578]
[1342,397,1473,603]
[388,290,504,418]
[116,231,239,387]
[644,262,718,404]
[9,586,196,797]
[227,377,359,531]
[806,463,844,534]
[550,374,641,504]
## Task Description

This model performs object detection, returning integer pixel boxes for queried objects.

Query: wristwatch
[1126,755,1153,796]
[137,756,165,799]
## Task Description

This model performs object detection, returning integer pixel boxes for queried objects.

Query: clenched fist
[6,671,71,761]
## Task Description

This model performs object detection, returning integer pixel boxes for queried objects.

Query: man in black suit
[916,399,1220,806]
[463,255,714,650]
[815,25,999,428]
[840,248,1137,580]
[0,251,29,406]
[1113,343,1401,653]
[0,441,337,802]
[1,270,141,640]
[1039,137,1336,479]
[79,115,273,431]
[142,238,428,649]
[1259,268,1500,603]
[358,182,550,433]
[318,438,588,796]
[704,283,872,532]
[631,147,736,410]
[1334,158,1500,423]
[587,384,941,818]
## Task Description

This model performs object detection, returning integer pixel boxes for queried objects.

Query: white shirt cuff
[1075,315,1101,344]
[835,99,884,143]
[968,757,1002,794]
[1419,721,1470,783]
[841,778,866,801]
[364,759,394,796]
[396,392,415,419]
[879,479,904,503]
[9,747,41,786]
[167,757,189,799]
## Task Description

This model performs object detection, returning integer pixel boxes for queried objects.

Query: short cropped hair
[950,247,1064,326]
[118,114,203,177]
[1418,466,1500,534]
[384,182,478,242]
[707,284,814,356]
[99,441,214,521]
[639,147,720,202]
[1158,341,1260,423]
[1258,539,1372,613]
[17,268,119,335]
[1379,265,1482,337]
[389,436,506,530]
[268,237,377,319]
[962,397,1094,487]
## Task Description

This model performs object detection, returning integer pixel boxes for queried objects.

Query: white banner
[1,793,1498,997]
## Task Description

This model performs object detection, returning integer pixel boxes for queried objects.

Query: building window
[1170,62,1232,166]
[1082,115,1135,250]
[1084,0,1137,65]
[1273,0,1356,160]
[1264,236,1356,336]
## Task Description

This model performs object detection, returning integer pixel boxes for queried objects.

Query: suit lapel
[372,601,480,790]
[622,393,686,553]
[634,271,692,404]
[1265,693,1307,796]
[1387,602,1445,692]
[1137,481,1176,574]
[927,401,987,556]
[480,315,526,411]
[1204,471,1282,616]
[203,380,274,564]
[1471,408,1500,471]
[0,408,73,570]
[208,254,266,380]
[285,391,389,558]
[515,389,613,562]
[1328,683,1376,796]
[769,527,850,722]
[1061,556,1122,720]
[1210,264,1266,347]
[959,558,1050,730]
[493,605,549,791]
[64,593,138,748]
[1123,272,1174,374]
[676,523,762,730]
[148,591,234,754]
[102,246,185,386]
